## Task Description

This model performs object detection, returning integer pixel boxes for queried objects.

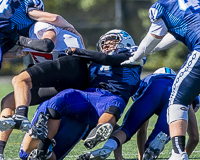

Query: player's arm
[152,33,179,53]
[121,18,167,65]
[28,10,74,29]
[185,104,199,156]
[18,27,56,53]
[137,120,149,160]
[66,48,131,66]
[28,10,85,47]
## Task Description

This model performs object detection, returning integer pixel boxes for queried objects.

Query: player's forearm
[28,10,74,29]
[3,46,28,58]
[131,32,162,61]
[68,48,129,66]
[19,36,54,53]
[152,33,178,53]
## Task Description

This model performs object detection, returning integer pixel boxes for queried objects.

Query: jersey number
[178,0,200,11]
[0,0,9,13]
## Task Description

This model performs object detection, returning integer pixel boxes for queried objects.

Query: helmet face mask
[97,29,135,55]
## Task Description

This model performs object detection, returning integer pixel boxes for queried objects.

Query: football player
[77,67,199,160]
[0,19,87,160]
[120,1,200,159]
[136,68,199,160]
[19,29,144,160]
[0,0,81,65]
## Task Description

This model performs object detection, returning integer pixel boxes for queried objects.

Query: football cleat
[143,131,168,160]
[168,149,188,160]
[0,154,4,160]
[28,149,46,160]
[77,146,112,160]
[84,123,113,149]
[12,114,31,132]
[30,112,48,140]
[0,116,16,131]
[0,114,31,132]
[142,148,154,160]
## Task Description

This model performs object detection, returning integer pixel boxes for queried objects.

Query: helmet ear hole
[127,43,131,47]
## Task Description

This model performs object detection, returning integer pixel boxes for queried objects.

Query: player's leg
[137,121,149,160]
[168,51,200,159]
[0,92,15,159]
[185,106,199,156]
[143,104,169,160]
[78,78,173,159]
[1,56,88,132]
[28,88,92,159]
[53,117,89,159]
[0,87,61,160]
[20,101,58,160]
[83,89,126,150]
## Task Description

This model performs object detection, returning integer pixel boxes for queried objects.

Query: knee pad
[105,106,121,121]
[46,108,62,119]
[167,104,189,124]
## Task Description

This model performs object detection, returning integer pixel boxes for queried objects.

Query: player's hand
[121,57,144,66]
[65,47,76,55]
[29,113,48,141]
[16,46,29,57]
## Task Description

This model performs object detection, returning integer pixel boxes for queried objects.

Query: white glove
[121,57,144,66]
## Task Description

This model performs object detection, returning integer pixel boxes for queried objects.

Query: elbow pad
[19,36,55,52]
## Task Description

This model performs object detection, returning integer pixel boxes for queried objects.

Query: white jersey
[22,22,85,64]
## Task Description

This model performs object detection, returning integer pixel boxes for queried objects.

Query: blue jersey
[133,73,176,101]
[0,0,44,53]
[0,0,43,34]
[89,63,142,102]
[149,0,200,51]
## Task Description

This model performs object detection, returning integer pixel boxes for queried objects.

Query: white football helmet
[96,29,135,54]
[153,67,176,75]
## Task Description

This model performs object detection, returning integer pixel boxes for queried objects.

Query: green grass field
[0,81,200,160]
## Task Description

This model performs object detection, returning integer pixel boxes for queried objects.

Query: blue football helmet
[96,29,135,55]
[153,67,176,75]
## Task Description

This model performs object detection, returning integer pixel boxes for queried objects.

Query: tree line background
[1,0,189,75]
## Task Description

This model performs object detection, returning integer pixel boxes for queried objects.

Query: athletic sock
[103,137,119,151]
[172,136,185,154]
[0,141,6,154]
[16,106,28,117]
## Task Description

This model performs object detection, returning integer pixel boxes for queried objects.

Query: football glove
[121,57,144,66]
[30,112,48,141]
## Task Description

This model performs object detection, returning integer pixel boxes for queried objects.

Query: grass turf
[0,82,200,160]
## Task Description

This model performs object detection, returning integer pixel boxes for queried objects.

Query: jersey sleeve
[33,22,60,39]
[148,2,163,23]
[149,18,168,36]
[71,48,130,66]
[26,0,44,13]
